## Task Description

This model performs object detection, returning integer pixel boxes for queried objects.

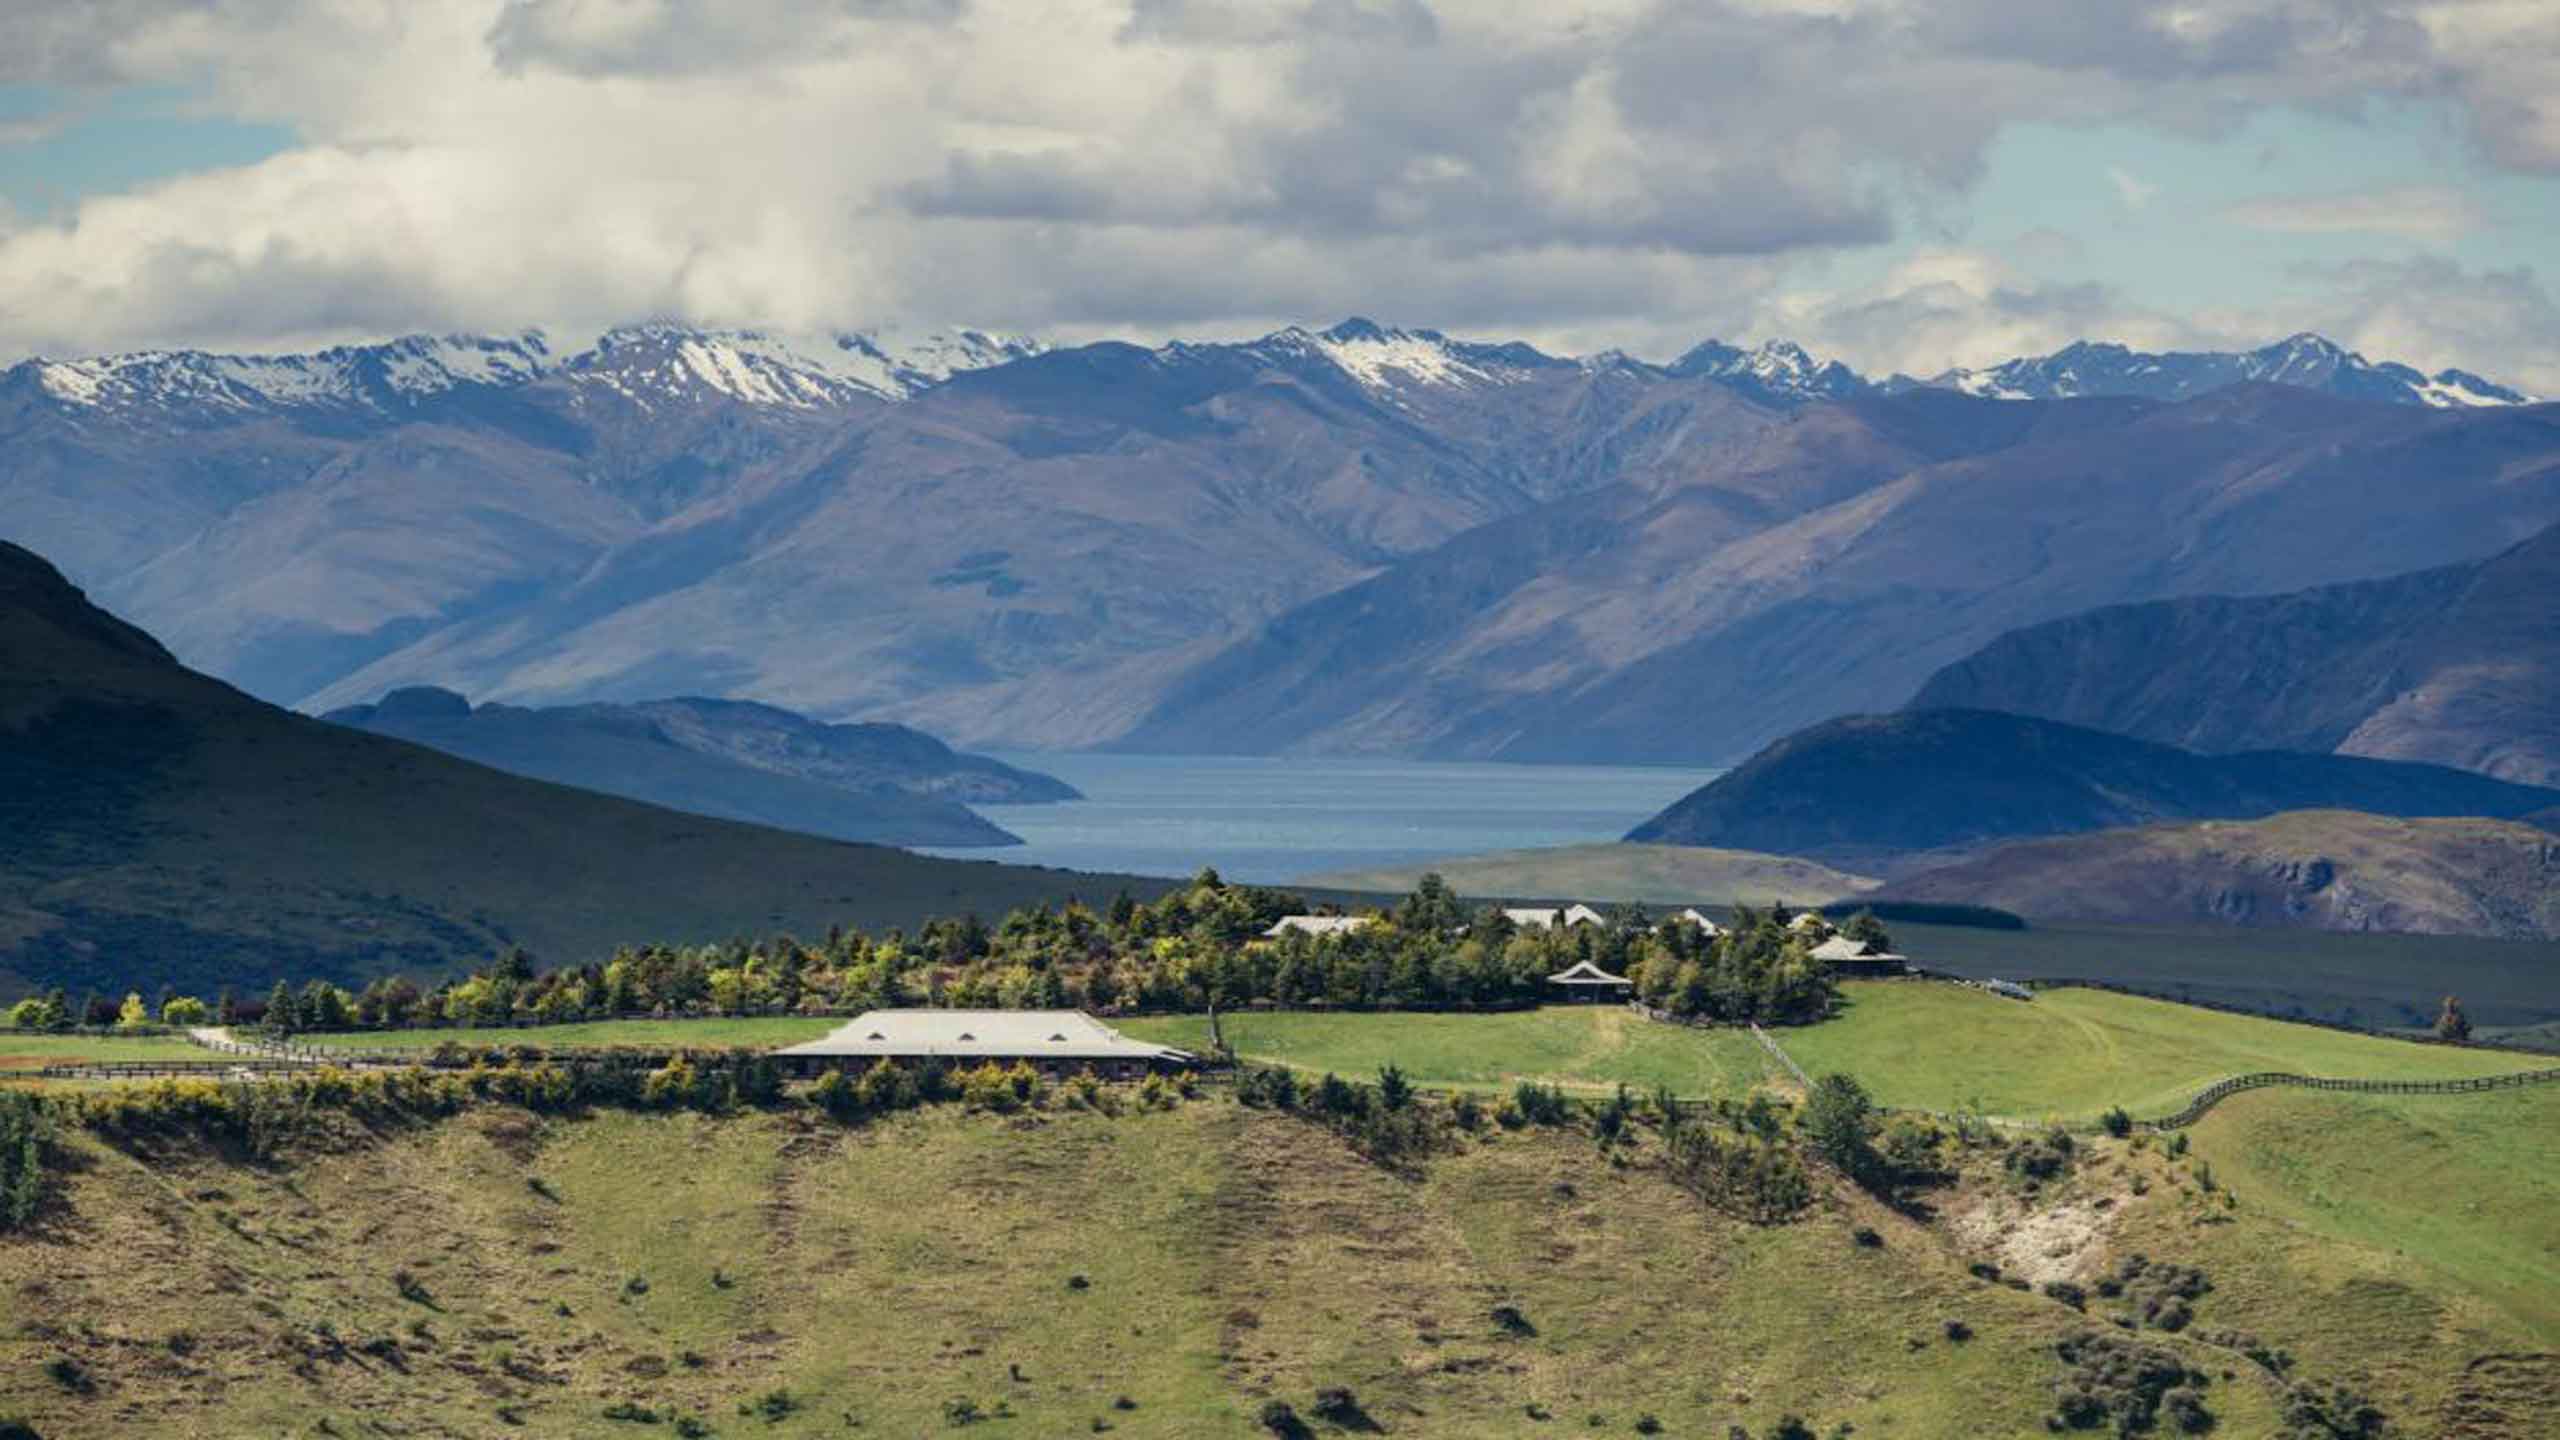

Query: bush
[2042,1281,2087,1310]
[2045,1332,2210,1434]
[1449,1090,1486,1132]
[1491,1303,1536,1337]
[1851,1226,1882,1249]
[1511,1080,1571,1127]
[1942,1319,1972,1343]
[943,1397,985,1426]
[2100,1107,2132,1139]
[1257,1400,1307,1437]
[0,1092,55,1232]
[1635,1416,1664,1435]
[1311,1387,1366,1426]
[1772,1418,1816,1440]
[743,1389,799,1422]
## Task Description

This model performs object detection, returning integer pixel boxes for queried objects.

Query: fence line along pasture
[2139,1065,2560,1131]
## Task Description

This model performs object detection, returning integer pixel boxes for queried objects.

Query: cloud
[2218,184,2482,240]
[2108,166,2160,210]
[0,0,2555,370]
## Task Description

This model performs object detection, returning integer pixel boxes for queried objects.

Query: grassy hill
[5,1071,2556,1436]
[0,539,1160,1000]
[1878,809,2560,940]
[1296,842,1881,907]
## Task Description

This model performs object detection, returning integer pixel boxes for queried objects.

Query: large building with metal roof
[773,1009,1197,1079]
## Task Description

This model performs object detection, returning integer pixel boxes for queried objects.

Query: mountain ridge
[1623,709,2560,869]
[1907,520,2560,787]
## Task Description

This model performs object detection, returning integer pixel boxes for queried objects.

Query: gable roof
[1546,959,1632,985]
[1506,903,1606,929]
[1670,908,1724,934]
[776,1009,1192,1063]
[1808,935,1906,964]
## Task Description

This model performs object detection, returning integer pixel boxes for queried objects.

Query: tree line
[12,870,1892,1037]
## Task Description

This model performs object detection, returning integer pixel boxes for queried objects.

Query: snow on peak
[568,325,1045,408]
[21,332,552,413]
[1268,318,1542,396]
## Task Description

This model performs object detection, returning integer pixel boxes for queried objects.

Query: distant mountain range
[6,319,2553,765]
[1908,520,2560,787]
[0,539,1146,997]
[1624,709,2560,869]
[322,687,1077,848]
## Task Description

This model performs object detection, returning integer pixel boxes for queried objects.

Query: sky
[2,1,2558,389]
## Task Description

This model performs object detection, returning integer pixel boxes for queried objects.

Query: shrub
[1771,1418,1816,1440]
[2042,1281,2087,1310]
[1511,1080,1571,1127]
[43,1357,90,1394]
[1635,1416,1664,1435]
[1449,1091,1486,1132]
[1257,1400,1307,1437]
[1851,1226,1882,1249]
[1942,1319,1972,1343]
[943,1397,985,1426]
[2100,1107,2132,1139]
[673,1418,711,1440]
[1491,1303,1536,1337]
[0,1092,55,1233]
[603,1401,660,1423]
[0,1418,39,1440]
[2045,1332,2210,1434]
[743,1389,798,1422]
[1377,1064,1414,1112]
[1311,1387,1366,1426]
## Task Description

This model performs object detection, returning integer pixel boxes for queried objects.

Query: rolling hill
[0,539,1154,999]
[1909,519,2560,786]
[1624,709,2560,869]
[321,687,1074,848]
[1876,810,2560,939]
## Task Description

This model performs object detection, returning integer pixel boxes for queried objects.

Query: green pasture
[293,1016,844,1052]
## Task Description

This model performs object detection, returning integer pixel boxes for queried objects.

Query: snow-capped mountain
[2,325,1045,423]
[14,332,556,417]
[1241,317,1568,403]
[1922,334,2537,409]
[1668,338,1867,406]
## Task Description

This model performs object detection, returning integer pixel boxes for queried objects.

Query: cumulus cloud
[0,0,2554,371]
[2219,184,2482,240]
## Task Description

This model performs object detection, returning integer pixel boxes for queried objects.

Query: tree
[161,996,210,1026]
[1844,909,1893,953]
[2434,994,2472,1044]
[1377,1063,1414,1112]
[267,980,298,1036]
[114,993,151,1031]
[1802,1072,1885,1192]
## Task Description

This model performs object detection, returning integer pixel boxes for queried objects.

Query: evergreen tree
[2435,994,2473,1044]
[266,980,298,1036]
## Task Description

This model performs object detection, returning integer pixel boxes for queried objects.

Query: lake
[917,752,1723,884]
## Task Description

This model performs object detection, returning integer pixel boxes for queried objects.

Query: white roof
[1808,935,1905,963]
[1670,908,1724,934]
[776,1010,1192,1063]
[1546,959,1631,985]
[1788,911,1829,930]
[1505,903,1606,929]
[1263,914,1374,937]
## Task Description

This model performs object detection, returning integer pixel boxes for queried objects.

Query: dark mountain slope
[1910,521,2560,785]
[1877,811,2560,939]
[0,541,1151,998]
[319,688,1039,848]
[1624,709,2560,867]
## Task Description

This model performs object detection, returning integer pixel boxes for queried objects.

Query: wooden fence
[2139,1065,2560,1131]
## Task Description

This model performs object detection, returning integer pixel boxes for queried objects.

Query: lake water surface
[918,752,1723,884]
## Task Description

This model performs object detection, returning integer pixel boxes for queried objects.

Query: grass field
[1124,986,2547,1122]
[2180,1083,2560,1344]
[0,1032,203,1069]
[0,1099,2342,1439]
[1120,1007,1778,1097]
[1777,983,2543,1121]
[293,1017,845,1052]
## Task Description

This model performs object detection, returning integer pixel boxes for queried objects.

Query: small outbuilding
[1545,959,1634,1001]
[1506,903,1607,930]
[773,1009,1195,1080]
[1788,910,1830,933]
[1263,914,1375,938]
[1666,907,1724,935]
[1807,934,1910,977]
